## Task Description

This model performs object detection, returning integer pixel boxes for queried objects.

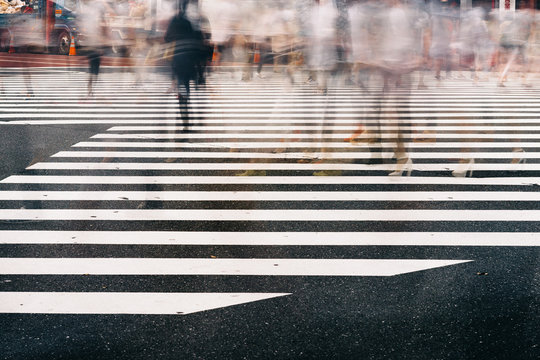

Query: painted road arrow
[0,259,471,315]
[0,292,291,315]
[0,258,471,277]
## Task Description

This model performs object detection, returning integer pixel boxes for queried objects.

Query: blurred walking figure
[185,0,212,86]
[377,0,417,176]
[344,0,373,144]
[306,0,340,176]
[164,6,202,128]
[79,0,109,98]
[429,5,454,82]
[307,0,338,94]
[497,1,535,87]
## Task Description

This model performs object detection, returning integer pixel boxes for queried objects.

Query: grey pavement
[0,68,539,360]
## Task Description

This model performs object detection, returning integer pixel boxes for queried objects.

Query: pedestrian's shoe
[236,170,266,176]
[313,170,342,176]
[511,149,526,164]
[344,127,365,143]
[413,130,436,143]
[389,157,412,177]
[452,158,474,177]
[510,149,526,172]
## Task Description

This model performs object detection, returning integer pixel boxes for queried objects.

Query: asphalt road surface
[0,67,539,360]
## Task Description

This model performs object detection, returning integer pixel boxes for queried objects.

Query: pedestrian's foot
[344,128,366,143]
[236,170,266,176]
[511,149,525,164]
[313,170,342,176]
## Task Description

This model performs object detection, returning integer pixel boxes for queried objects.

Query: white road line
[0,112,538,119]
[5,120,540,126]
[104,126,540,131]
[0,258,471,276]
[2,103,540,108]
[0,209,537,221]
[24,162,540,171]
[0,292,291,315]
[7,120,540,126]
[0,190,537,202]
[1,99,539,104]
[0,231,538,246]
[50,151,540,160]
[2,175,538,186]
[1,107,539,113]
[65,118,540,124]
[70,141,540,149]
[92,133,540,139]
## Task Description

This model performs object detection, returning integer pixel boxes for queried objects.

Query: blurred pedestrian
[378,0,417,176]
[79,0,109,98]
[164,6,202,128]
[307,0,338,94]
[497,1,534,87]
[429,6,454,82]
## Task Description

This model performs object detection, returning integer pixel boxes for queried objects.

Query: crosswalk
[0,69,539,315]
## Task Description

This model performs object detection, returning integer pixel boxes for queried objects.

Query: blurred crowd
[2,0,538,177]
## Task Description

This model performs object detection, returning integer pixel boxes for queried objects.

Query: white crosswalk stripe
[0,70,539,315]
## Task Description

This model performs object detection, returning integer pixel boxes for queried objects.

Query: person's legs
[176,71,190,127]
[88,51,101,97]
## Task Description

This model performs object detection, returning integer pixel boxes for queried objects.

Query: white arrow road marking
[0,258,471,276]
[0,292,291,315]
[0,209,537,221]
[0,231,537,246]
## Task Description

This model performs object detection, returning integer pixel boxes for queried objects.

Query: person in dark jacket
[164,9,202,127]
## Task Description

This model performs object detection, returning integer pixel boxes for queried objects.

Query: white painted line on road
[0,190,538,202]
[2,175,538,186]
[103,126,540,131]
[51,151,540,160]
[0,258,471,276]
[0,231,538,246]
[1,98,539,105]
[0,209,537,221]
[24,162,540,171]
[71,141,540,149]
[0,292,291,315]
[4,119,540,125]
[2,107,540,113]
[0,112,539,120]
[92,133,540,139]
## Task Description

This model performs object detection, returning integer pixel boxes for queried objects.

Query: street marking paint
[0,231,538,246]
[24,162,540,171]
[0,292,291,315]
[0,209,537,221]
[2,175,538,186]
[51,151,540,160]
[0,258,471,276]
[0,190,538,202]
